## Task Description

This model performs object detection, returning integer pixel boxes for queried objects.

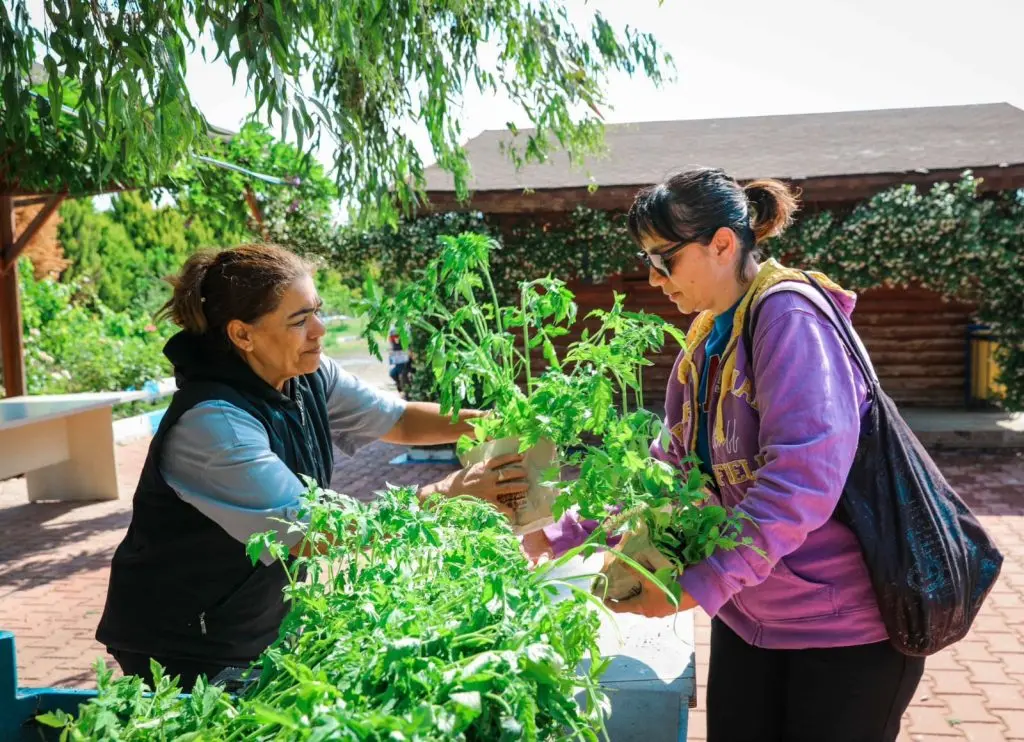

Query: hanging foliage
[2,0,671,224]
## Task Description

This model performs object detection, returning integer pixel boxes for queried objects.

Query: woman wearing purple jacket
[538,167,925,741]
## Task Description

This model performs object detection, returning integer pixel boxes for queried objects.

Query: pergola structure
[0,146,295,398]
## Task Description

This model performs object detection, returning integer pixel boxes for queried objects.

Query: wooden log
[886,391,965,407]
[854,325,969,340]
[861,338,964,353]
[851,313,972,327]
[873,376,964,392]
[875,364,965,378]
[868,350,964,365]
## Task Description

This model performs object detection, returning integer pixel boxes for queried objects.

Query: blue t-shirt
[696,299,741,479]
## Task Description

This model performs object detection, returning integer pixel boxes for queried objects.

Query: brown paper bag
[458,436,557,535]
[596,520,674,601]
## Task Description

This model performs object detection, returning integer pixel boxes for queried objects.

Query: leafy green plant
[360,232,754,597]
[18,259,173,395]
[314,269,360,319]
[170,121,338,248]
[112,397,170,421]
[41,483,611,741]
[57,193,223,315]
[363,233,662,447]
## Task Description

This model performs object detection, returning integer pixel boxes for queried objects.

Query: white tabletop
[0,396,115,430]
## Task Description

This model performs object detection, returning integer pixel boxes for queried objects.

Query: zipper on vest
[294,393,322,483]
[199,612,207,636]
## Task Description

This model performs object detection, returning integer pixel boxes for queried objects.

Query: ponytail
[744,179,799,243]
[158,249,216,334]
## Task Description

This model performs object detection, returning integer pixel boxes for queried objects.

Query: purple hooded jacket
[543,272,888,649]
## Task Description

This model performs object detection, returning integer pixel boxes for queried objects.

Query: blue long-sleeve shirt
[160,356,406,564]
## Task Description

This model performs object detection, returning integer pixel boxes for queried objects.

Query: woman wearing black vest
[96,244,528,690]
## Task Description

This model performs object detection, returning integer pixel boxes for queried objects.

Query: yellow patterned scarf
[675,259,855,447]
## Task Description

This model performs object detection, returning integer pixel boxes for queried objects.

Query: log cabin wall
[540,272,974,413]
[13,198,68,279]
[844,286,973,408]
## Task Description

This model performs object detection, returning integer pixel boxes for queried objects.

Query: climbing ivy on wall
[327,208,639,296]
[328,173,1024,410]
[773,175,1023,410]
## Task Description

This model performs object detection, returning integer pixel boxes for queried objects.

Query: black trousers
[109,649,229,693]
[706,618,925,742]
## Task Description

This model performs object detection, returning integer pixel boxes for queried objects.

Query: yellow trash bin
[967,325,1006,407]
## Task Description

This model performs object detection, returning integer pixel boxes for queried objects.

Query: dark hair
[627,167,799,281]
[158,243,312,336]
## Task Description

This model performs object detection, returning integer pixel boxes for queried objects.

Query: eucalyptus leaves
[3,0,669,221]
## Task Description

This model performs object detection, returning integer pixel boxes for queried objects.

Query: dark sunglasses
[637,240,690,278]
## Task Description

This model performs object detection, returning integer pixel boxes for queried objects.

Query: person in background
[97,244,528,691]
[387,325,413,396]
[536,168,924,742]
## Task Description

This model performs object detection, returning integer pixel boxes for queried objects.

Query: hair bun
[158,250,218,334]
[744,179,799,243]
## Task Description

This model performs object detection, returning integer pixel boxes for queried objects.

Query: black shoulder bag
[743,273,1003,656]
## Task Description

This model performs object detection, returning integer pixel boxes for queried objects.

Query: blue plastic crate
[0,631,263,739]
[0,631,97,741]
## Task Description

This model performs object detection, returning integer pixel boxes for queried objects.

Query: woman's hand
[605,568,699,618]
[595,526,699,618]
[520,528,554,564]
[420,452,529,519]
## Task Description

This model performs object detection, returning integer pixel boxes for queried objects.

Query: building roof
[423,103,1024,194]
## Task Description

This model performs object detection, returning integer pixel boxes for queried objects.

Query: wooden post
[0,196,25,398]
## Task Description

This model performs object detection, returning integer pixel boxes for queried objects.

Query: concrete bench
[0,396,120,502]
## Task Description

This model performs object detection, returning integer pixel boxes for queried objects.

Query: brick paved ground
[1,441,1022,740]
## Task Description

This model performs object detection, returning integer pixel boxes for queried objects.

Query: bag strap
[742,273,879,387]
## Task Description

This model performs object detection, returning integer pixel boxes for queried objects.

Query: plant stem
[610,370,629,417]
[521,284,533,397]
[485,272,504,337]
[483,271,514,373]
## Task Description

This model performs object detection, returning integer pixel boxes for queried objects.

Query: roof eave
[421,162,1024,215]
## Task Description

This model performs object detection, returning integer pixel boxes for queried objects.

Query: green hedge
[18,259,173,395]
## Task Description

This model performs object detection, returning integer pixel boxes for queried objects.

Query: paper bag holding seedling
[459,436,558,535]
[596,520,674,602]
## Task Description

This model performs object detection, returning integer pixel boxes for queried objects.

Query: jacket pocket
[735,557,838,622]
[193,566,266,636]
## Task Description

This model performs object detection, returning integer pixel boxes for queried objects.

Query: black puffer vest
[95,332,333,665]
